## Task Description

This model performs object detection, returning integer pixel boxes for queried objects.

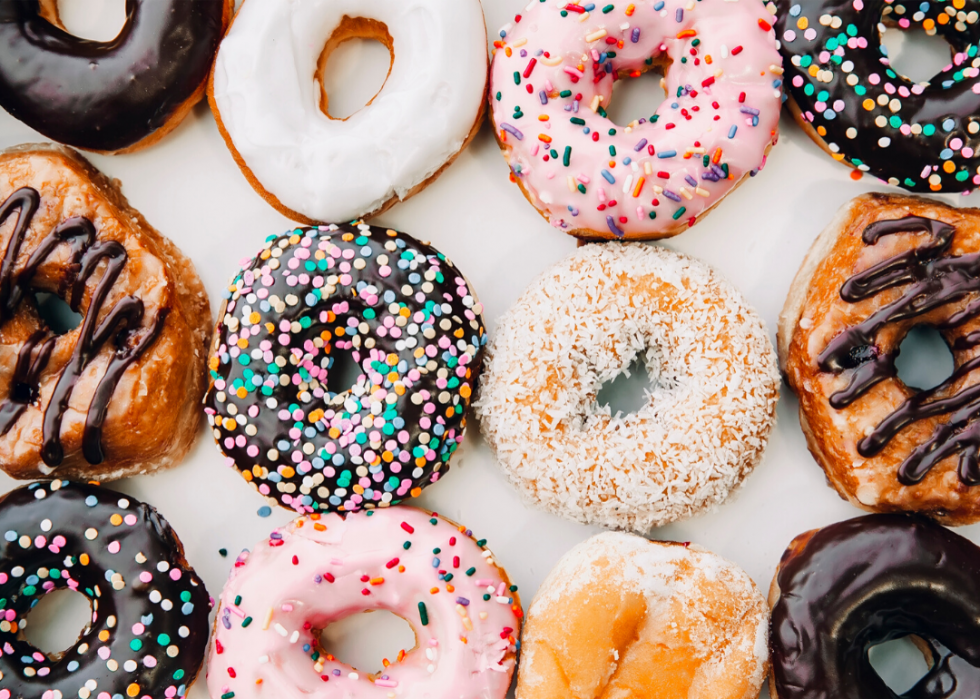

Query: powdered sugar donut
[476,243,780,531]
[207,507,522,699]
[517,532,769,699]
[489,0,783,239]
[209,0,489,223]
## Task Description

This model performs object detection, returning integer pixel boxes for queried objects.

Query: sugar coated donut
[0,0,232,154]
[769,514,980,699]
[207,507,522,698]
[517,532,769,699]
[0,480,212,699]
[0,144,211,482]
[489,0,783,240]
[775,0,980,192]
[209,0,489,223]
[204,223,486,514]
[477,243,779,531]
[780,193,980,524]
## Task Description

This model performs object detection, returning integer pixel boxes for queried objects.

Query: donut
[769,514,980,699]
[203,223,486,514]
[0,0,232,155]
[774,0,980,192]
[488,0,783,240]
[0,479,212,699]
[476,243,779,531]
[779,192,980,524]
[517,532,769,699]
[207,506,522,698]
[208,0,489,224]
[0,144,211,482]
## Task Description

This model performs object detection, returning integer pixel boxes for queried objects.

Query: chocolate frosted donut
[0,480,211,699]
[0,0,231,154]
[204,223,486,513]
[774,0,980,192]
[769,514,980,699]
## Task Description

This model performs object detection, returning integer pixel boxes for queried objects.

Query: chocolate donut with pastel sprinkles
[204,223,487,514]
[0,480,211,699]
[207,507,521,699]
[775,0,980,192]
[489,0,783,240]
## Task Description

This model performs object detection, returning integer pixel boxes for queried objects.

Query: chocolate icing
[0,187,165,467]
[818,214,980,485]
[774,0,980,192]
[0,480,211,698]
[0,0,226,152]
[770,514,980,699]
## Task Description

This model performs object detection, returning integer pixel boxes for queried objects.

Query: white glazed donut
[208,0,489,223]
[207,507,522,699]
[476,243,780,531]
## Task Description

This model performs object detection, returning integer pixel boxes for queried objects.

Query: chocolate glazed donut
[0,0,231,154]
[0,480,211,698]
[775,0,980,193]
[769,514,980,699]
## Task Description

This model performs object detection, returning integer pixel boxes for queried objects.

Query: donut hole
[21,588,92,659]
[317,610,417,675]
[868,636,934,695]
[33,291,83,336]
[595,356,657,418]
[52,0,128,42]
[325,347,364,397]
[879,25,955,84]
[316,17,395,121]
[894,325,954,391]
[603,66,670,128]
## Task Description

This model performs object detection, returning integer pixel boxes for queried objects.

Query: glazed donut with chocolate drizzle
[0,144,211,481]
[0,0,232,154]
[780,192,980,524]
[769,514,980,699]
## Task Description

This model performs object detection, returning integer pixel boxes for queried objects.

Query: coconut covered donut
[476,243,779,531]
[208,0,489,223]
[517,532,769,699]
[780,192,980,524]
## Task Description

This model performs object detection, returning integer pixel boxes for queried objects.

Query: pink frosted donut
[207,507,522,698]
[489,0,784,240]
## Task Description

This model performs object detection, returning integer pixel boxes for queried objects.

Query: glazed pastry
[775,0,980,192]
[769,514,980,699]
[0,480,212,699]
[207,507,521,699]
[517,532,769,699]
[488,0,783,240]
[208,0,488,223]
[780,193,980,524]
[0,0,232,154]
[477,243,779,531]
[0,144,211,482]
[204,224,486,513]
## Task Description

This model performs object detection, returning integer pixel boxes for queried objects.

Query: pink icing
[207,508,521,699]
[490,0,783,238]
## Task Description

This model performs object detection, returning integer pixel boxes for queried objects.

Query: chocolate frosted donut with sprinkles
[489,0,783,240]
[775,0,980,191]
[0,480,211,699]
[204,224,487,514]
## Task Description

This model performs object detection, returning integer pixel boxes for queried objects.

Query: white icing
[211,0,488,222]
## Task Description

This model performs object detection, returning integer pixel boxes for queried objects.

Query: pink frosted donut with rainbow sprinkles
[490,0,784,239]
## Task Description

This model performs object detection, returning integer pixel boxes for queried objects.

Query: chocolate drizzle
[0,187,166,467]
[0,0,227,152]
[818,215,980,485]
[770,515,980,699]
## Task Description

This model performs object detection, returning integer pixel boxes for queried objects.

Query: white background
[2,0,979,696]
